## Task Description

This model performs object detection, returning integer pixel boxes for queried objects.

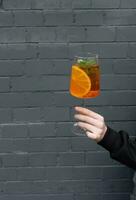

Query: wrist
[96,125,107,143]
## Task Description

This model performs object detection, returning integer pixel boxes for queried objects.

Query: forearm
[98,126,136,170]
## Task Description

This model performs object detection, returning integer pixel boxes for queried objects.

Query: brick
[92,0,120,8]
[28,123,56,137]
[0,194,73,200]
[0,11,13,27]
[0,93,26,108]
[60,0,72,9]
[57,27,115,43]
[43,138,70,152]
[102,180,133,193]
[24,60,54,75]
[4,92,51,109]
[2,154,28,167]
[108,121,136,136]
[72,167,101,180]
[3,0,31,9]
[74,194,100,200]
[102,167,133,179]
[86,152,118,166]
[75,11,104,25]
[100,59,114,74]
[120,0,136,8]
[68,44,83,58]
[0,182,4,193]
[54,180,101,193]
[42,107,70,122]
[88,106,136,121]
[26,27,56,42]
[53,92,83,107]
[56,27,86,42]
[24,92,54,107]
[31,0,60,10]
[29,138,70,152]
[0,78,9,92]
[71,137,100,152]
[47,166,101,180]
[117,27,136,41]
[55,122,74,137]
[46,167,73,180]
[0,61,24,76]
[0,139,14,153]
[85,91,136,106]
[0,109,11,123]
[101,75,136,89]
[0,168,17,181]
[72,0,91,9]
[4,180,101,193]
[12,139,29,153]
[14,11,43,26]
[113,59,136,74]
[16,168,46,181]
[69,43,128,59]
[0,156,2,167]
[83,43,128,58]
[86,27,115,42]
[128,43,136,58]
[4,181,40,194]
[28,139,45,152]
[28,153,57,166]
[102,194,130,200]
[58,152,84,166]
[39,44,69,59]
[52,60,72,75]
[0,44,37,59]
[0,28,26,43]
[13,108,41,122]
[45,11,74,26]
[11,76,69,92]
[103,10,136,25]
[0,124,28,138]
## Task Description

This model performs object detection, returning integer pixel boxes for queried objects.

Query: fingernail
[74,123,78,126]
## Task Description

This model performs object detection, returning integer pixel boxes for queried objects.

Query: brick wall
[0,0,135,199]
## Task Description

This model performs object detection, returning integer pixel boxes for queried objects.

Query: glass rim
[74,53,99,59]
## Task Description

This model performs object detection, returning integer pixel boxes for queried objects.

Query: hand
[74,106,107,143]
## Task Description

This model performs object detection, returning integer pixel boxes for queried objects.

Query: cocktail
[69,53,100,135]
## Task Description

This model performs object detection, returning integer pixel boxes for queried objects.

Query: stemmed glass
[69,53,100,136]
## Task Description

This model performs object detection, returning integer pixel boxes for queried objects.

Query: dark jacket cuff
[98,126,122,153]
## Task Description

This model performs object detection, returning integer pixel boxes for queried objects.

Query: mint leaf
[77,58,96,66]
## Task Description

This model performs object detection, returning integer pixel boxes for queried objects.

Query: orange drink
[70,55,100,99]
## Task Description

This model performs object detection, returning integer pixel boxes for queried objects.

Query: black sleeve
[98,126,136,170]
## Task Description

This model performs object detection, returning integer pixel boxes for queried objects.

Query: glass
[69,53,100,136]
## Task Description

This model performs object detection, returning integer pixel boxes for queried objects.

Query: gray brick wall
[0,0,135,199]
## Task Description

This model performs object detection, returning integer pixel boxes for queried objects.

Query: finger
[74,114,103,128]
[77,122,99,133]
[86,131,98,140]
[75,106,103,120]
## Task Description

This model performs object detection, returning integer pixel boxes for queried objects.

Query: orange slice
[70,65,91,98]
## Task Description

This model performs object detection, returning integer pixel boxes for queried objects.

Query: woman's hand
[74,106,107,143]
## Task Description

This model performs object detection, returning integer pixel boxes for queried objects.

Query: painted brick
[0,11,13,26]
[0,28,26,43]
[3,0,31,9]
[14,11,44,26]
[0,1,135,198]
[120,0,136,8]
[92,0,120,8]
